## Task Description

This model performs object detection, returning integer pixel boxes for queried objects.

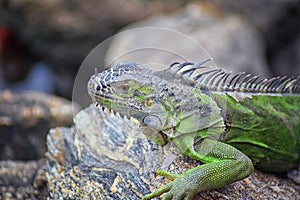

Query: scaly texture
[87,60,300,200]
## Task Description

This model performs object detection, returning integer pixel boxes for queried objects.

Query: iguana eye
[145,97,153,107]
[119,84,131,93]
[111,81,136,97]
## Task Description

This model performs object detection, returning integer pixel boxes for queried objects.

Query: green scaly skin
[88,61,300,200]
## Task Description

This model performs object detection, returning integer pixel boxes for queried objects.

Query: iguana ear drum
[143,115,162,130]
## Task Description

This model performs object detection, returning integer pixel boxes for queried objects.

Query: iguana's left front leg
[143,137,254,200]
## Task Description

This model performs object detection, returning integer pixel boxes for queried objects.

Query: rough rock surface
[45,104,300,199]
[105,3,270,77]
[0,159,48,200]
[0,90,79,160]
[0,91,78,199]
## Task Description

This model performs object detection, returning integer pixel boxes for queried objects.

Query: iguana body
[88,60,300,200]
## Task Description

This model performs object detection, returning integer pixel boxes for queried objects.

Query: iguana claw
[143,170,197,200]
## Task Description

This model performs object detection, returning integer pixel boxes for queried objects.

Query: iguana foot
[143,170,199,200]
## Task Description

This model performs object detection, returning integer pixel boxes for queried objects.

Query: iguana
[87,59,300,200]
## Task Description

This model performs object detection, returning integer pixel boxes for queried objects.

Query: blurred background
[0,0,299,106]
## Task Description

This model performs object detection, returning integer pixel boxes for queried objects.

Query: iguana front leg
[143,137,254,200]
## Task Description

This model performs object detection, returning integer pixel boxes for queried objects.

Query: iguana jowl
[88,59,300,200]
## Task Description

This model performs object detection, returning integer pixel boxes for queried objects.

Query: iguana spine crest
[170,59,300,93]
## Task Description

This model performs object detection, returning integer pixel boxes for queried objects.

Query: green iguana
[87,59,300,200]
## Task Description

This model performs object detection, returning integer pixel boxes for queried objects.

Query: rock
[212,0,300,77]
[288,166,300,185]
[0,0,180,64]
[212,0,298,33]
[45,104,300,199]
[45,105,162,199]
[0,159,48,200]
[105,3,270,77]
[0,91,78,199]
[270,35,300,77]
[0,0,185,84]
[0,90,79,160]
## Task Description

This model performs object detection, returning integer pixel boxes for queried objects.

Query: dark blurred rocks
[0,90,77,199]
[0,159,48,200]
[1,1,298,100]
[105,1,300,77]
[0,25,55,94]
[212,0,300,76]
[105,3,270,77]
[0,0,185,98]
[0,90,79,160]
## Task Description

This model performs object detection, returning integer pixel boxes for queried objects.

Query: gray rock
[212,0,300,77]
[0,90,79,160]
[212,0,298,33]
[270,35,300,77]
[0,0,185,71]
[46,105,164,199]
[105,3,270,77]
[0,91,78,199]
[0,159,48,200]
[0,0,186,98]
[45,104,300,199]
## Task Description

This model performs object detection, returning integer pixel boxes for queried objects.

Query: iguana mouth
[88,77,140,122]
[93,103,141,125]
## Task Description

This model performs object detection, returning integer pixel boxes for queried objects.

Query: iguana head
[88,61,225,144]
[88,62,180,143]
